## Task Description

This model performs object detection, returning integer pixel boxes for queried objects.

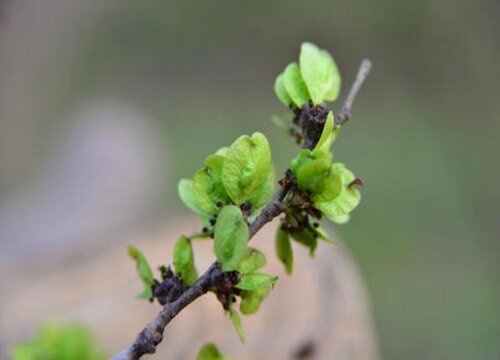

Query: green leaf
[284,63,310,107]
[311,166,343,204]
[290,149,313,175]
[275,227,293,274]
[196,343,229,360]
[251,166,275,209]
[292,115,340,198]
[296,158,342,206]
[214,206,249,271]
[228,308,245,343]
[236,248,266,274]
[235,272,278,290]
[313,226,334,243]
[296,158,332,193]
[300,42,331,104]
[222,132,273,206]
[193,154,230,214]
[274,72,293,106]
[215,146,229,157]
[173,236,198,286]
[329,214,351,224]
[178,179,211,218]
[322,51,341,102]
[240,287,271,315]
[127,245,154,299]
[290,229,318,257]
[299,42,341,104]
[315,163,361,220]
[311,112,337,159]
[13,323,106,360]
[137,288,152,301]
[192,170,219,214]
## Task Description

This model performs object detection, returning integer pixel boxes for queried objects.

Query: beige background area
[1,217,378,360]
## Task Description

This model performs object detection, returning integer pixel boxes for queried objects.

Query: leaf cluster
[125,41,365,358]
[275,42,341,108]
[129,133,278,343]
[271,44,363,274]
[179,132,275,225]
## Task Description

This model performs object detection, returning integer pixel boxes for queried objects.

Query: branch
[112,264,221,360]
[335,59,372,126]
[112,182,293,360]
[112,58,372,360]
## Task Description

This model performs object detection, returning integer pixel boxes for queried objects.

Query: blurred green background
[1,0,499,359]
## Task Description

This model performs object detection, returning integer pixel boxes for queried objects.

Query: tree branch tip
[361,58,373,70]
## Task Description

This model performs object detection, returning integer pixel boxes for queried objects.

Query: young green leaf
[178,179,210,216]
[314,163,361,220]
[290,149,313,175]
[12,323,107,360]
[322,50,341,102]
[299,42,341,104]
[274,72,292,106]
[311,167,343,204]
[328,214,351,224]
[311,111,337,159]
[284,63,310,107]
[313,226,334,243]
[127,245,154,300]
[136,289,153,300]
[228,308,245,343]
[235,273,278,290]
[300,42,332,104]
[290,229,318,257]
[215,146,229,157]
[236,248,266,274]
[193,154,230,214]
[173,236,198,286]
[275,227,293,274]
[251,166,275,209]
[293,148,343,205]
[222,132,273,206]
[293,115,340,199]
[214,206,249,271]
[240,287,271,315]
[296,158,331,192]
[196,343,229,360]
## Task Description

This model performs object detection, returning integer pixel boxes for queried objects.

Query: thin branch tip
[335,58,373,126]
[361,58,373,70]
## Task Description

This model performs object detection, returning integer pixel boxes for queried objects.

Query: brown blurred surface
[1,217,377,359]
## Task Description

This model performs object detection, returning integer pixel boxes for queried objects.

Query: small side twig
[335,59,372,126]
[112,58,372,360]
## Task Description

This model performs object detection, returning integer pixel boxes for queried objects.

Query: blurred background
[1,0,499,359]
